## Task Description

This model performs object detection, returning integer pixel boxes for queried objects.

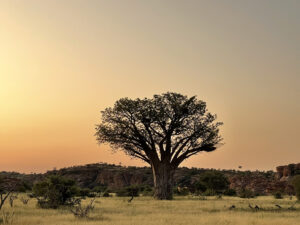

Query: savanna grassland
[2,195,299,225]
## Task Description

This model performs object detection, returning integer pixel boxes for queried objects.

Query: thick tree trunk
[152,163,175,200]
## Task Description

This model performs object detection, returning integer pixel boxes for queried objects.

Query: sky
[0,0,299,173]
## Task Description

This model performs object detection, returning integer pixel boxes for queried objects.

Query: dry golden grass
[1,195,299,225]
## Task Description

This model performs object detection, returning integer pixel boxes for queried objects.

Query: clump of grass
[70,198,95,218]
[1,210,15,225]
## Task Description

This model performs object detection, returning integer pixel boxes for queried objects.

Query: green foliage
[177,176,191,187]
[115,185,153,197]
[203,189,216,196]
[238,188,256,198]
[273,192,283,199]
[92,185,107,194]
[173,187,189,196]
[116,186,139,197]
[292,175,300,200]
[139,185,153,196]
[78,188,90,197]
[102,191,110,197]
[194,181,207,193]
[195,171,229,194]
[77,188,97,198]
[224,189,236,196]
[32,175,78,209]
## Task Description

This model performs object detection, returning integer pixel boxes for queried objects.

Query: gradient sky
[0,0,299,173]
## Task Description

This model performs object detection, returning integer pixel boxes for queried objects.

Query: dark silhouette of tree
[0,177,15,210]
[95,92,223,199]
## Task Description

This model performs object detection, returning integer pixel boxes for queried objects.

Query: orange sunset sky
[0,1,299,173]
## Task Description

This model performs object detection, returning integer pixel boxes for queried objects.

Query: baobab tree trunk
[152,163,175,200]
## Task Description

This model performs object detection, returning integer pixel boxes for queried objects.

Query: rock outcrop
[276,163,300,181]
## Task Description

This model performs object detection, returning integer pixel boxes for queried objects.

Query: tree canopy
[95,92,223,168]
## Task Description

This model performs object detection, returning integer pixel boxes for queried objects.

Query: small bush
[173,187,189,196]
[239,189,255,198]
[102,191,110,197]
[194,181,206,193]
[92,185,108,196]
[224,189,237,196]
[78,188,91,198]
[203,189,216,196]
[140,185,153,196]
[195,171,230,194]
[273,192,283,199]
[116,186,139,197]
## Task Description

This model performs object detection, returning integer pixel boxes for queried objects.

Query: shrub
[239,188,255,198]
[92,185,107,195]
[116,186,139,197]
[102,191,110,197]
[173,187,189,196]
[203,189,216,196]
[292,175,300,200]
[196,171,229,194]
[140,185,153,196]
[273,192,283,199]
[194,181,207,194]
[15,181,32,193]
[78,188,91,198]
[77,188,96,198]
[224,189,237,196]
[33,175,78,209]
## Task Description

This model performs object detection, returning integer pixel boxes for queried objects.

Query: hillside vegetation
[1,163,299,196]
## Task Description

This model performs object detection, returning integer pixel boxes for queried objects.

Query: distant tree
[32,175,78,209]
[292,175,300,200]
[195,171,229,195]
[95,92,223,199]
[0,177,15,210]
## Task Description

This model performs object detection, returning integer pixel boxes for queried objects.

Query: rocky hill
[1,163,299,195]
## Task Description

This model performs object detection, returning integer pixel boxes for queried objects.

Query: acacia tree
[95,92,223,199]
[0,177,15,210]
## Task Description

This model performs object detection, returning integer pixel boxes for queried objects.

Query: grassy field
[1,195,299,225]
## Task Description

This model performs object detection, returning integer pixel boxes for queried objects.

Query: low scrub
[238,189,256,198]
[33,175,78,209]
[273,192,283,199]
[116,186,139,197]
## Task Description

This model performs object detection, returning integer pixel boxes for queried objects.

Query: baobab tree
[95,92,223,199]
